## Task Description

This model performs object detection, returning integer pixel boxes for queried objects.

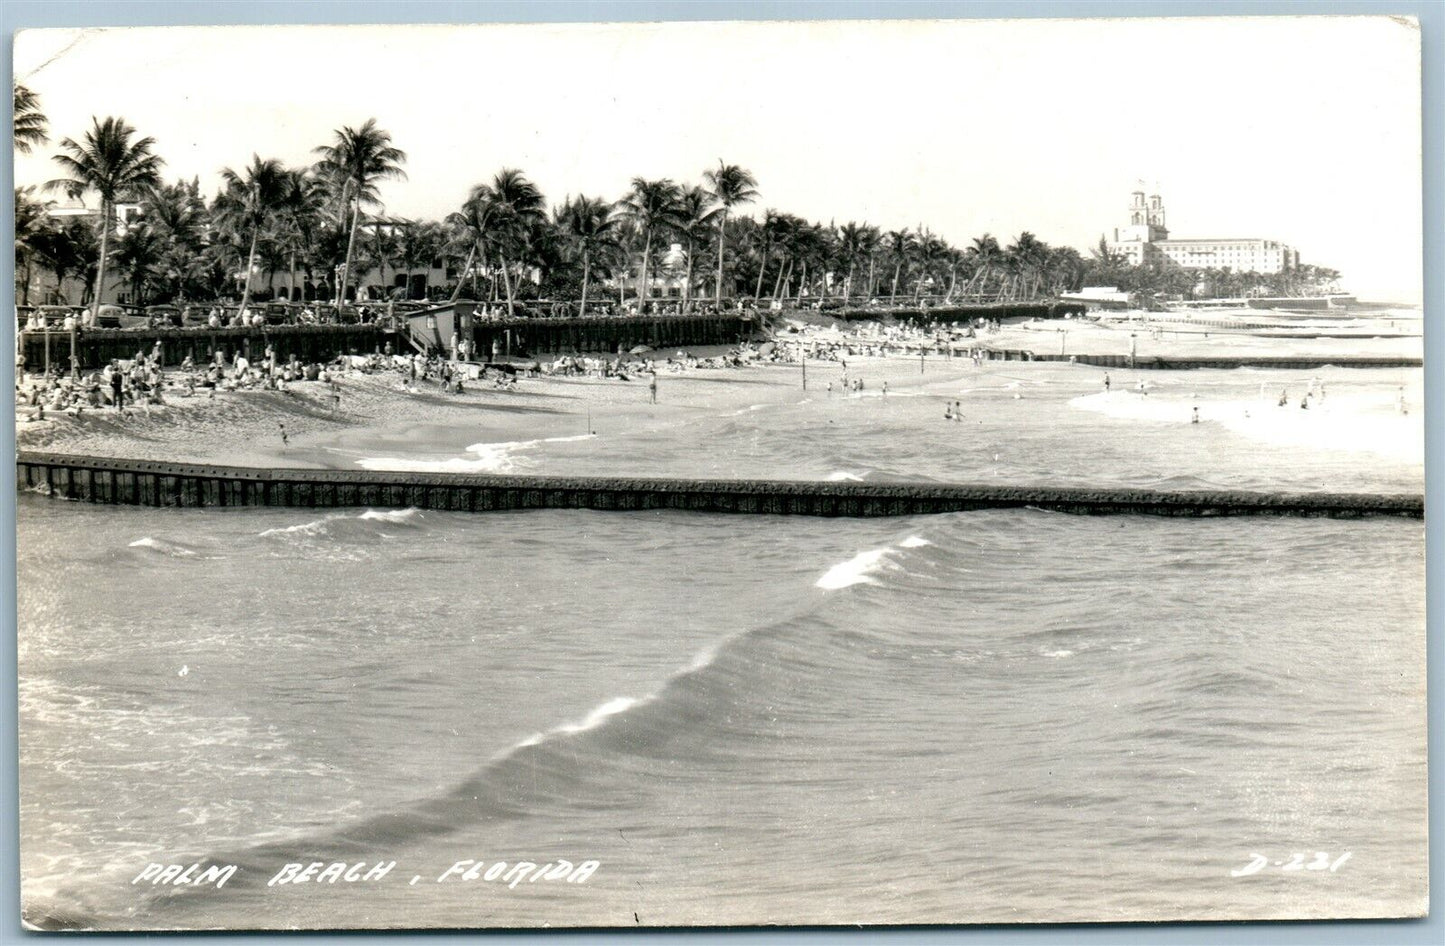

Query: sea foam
[358,508,422,524]
[127,537,197,557]
[356,434,595,474]
[515,695,651,748]
[816,548,893,590]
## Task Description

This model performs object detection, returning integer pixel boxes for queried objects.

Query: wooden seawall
[16,453,1422,519]
[20,324,388,373]
[18,315,756,371]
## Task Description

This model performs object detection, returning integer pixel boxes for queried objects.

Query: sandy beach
[15,312,1425,492]
[15,344,959,469]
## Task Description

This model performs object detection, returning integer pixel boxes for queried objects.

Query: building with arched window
[1106,189,1299,274]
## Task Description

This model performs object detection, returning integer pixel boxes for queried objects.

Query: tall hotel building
[1106,189,1299,273]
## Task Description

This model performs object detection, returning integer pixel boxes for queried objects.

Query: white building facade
[1107,189,1299,273]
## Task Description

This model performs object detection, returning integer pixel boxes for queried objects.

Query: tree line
[13,85,1338,318]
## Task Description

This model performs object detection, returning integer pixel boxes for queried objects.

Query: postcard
[12,14,1426,931]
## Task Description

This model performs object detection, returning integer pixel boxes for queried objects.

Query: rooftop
[1156,238,1282,246]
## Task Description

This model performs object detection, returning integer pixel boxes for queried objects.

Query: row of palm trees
[15,85,1110,318]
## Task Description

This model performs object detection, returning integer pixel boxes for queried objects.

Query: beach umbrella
[629,344,652,354]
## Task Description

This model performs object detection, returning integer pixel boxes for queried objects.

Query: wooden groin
[830,302,1085,323]
[16,453,1422,519]
[1026,353,1423,370]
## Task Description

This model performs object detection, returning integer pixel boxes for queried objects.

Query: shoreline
[16,318,1425,488]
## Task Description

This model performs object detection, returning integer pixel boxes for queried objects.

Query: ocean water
[17,497,1426,928]
[340,364,1424,493]
[16,357,1427,929]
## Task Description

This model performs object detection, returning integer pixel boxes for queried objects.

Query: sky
[12,15,1424,301]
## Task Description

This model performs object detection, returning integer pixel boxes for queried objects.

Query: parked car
[93,304,150,330]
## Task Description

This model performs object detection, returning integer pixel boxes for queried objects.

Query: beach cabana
[404,301,478,358]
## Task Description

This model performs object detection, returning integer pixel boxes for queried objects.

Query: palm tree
[46,116,165,321]
[215,155,290,313]
[858,225,882,300]
[113,222,164,306]
[1087,235,1128,287]
[13,83,48,154]
[786,222,820,304]
[787,222,832,305]
[517,211,565,302]
[942,246,966,302]
[557,194,616,317]
[256,233,291,300]
[1044,245,1086,297]
[313,119,407,305]
[673,185,721,311]
[1006,231,1047,300]
[30,221,76,304]
[836,222,869,305]
[912,230,948,303]
[751,209,782,300]
[472,168,546,317]
[966,233,1002,301]
[616,177,681,311]
[145,178,210,301]
[702,161,758,304]
[367,220,402,301]
[444,194,497,303]
[610,218,641,307]
[272,169,328,301]
[31,218,95,304]
[14,187,50,305]
[884,228,915,304]
[396,219,445,301]
[768,213,806,301]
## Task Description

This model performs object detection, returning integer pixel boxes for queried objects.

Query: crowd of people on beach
[767,318,999,368]
[13,333,770,425]
[472,299,769,321]
[540,343,762,380]
[14,340,354,420]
